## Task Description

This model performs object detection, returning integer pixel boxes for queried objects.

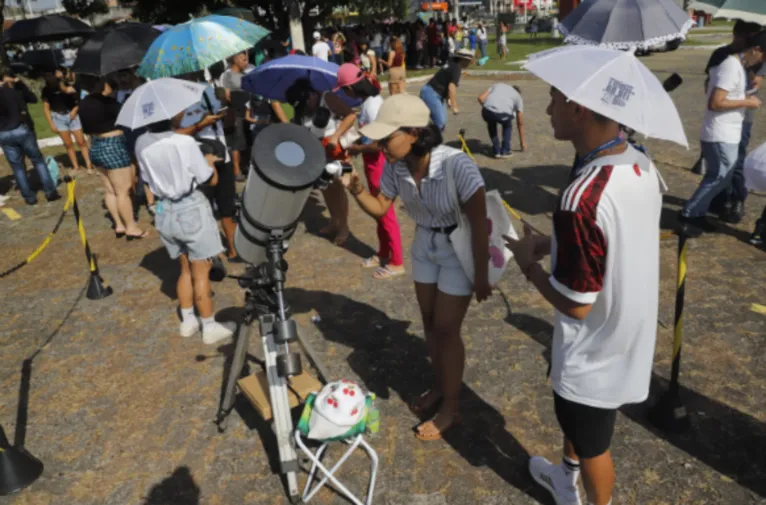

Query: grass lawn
[28,102,56,140]
[684,37,724,46]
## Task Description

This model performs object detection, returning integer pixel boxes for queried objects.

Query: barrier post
[64,177,113,300]
[649,227,691,433]
[0,424,43,495]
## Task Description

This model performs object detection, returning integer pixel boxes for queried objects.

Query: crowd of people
[1,15,765,505]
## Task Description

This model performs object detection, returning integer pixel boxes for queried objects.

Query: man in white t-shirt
[176,77,241,263]
[505,87,667,505]
[680,32,766,232]
[312,31,330,62]
[135,117,235,346]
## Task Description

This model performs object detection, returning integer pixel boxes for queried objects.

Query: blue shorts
[155,191,225,262]
[90,135,131,170]
[51,111,82,132]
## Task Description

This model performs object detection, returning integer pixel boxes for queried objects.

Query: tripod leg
[217,321,252,429]
[295,325,330,385]
[261,314,300,501]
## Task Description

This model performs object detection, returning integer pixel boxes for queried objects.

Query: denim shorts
[90,135,131,170]
[411,226,473,297]
[155,191,225,261]
[51,111,82,132]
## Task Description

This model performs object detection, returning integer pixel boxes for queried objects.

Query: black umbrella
[3,14,94,44]
[71,23,160,76]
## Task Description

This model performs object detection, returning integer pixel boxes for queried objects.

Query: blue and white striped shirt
[379,145,485,228]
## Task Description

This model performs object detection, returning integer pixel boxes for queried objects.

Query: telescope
[220,123,337,503]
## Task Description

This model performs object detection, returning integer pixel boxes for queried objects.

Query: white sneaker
[202,321,236,345]
[529,456,582,505]
[180,319,200,338]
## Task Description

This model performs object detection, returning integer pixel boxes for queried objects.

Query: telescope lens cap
[252,123,326,191]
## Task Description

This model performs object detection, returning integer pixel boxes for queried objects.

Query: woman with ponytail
[341,94,491,441]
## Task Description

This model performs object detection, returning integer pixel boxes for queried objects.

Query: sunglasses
[378,130,408,149]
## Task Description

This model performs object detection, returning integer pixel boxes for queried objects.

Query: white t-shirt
[179,84,230,163]
[312,41,330,61]
[135,131,213,200]
[701,55,747,144]
[359,95,384,128]
[477,27,488,41]
[549,145,666,409]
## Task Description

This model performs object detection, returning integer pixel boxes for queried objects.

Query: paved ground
[0,48,765,505]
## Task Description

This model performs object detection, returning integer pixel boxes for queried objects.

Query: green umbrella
[714,0,766,25]
[688,0,726,16]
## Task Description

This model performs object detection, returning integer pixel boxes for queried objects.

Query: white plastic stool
[294,431,378,505]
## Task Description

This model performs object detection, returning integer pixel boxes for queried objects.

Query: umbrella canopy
[559,0,696,50]
[744,141,766,192]
[241,54,339,102]
[72,23,160,76]
[688,0,727,15]
[3,14,94,44]
[524,45,688,147]
[116,78,208,130]
[714,0,766,25]
[137,15,270,79]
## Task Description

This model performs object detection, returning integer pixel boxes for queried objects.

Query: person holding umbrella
[506,45,685,505]
[126,82,236,345]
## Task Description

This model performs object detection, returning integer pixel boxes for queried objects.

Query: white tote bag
[445,154,518,286]
[744,141,766,193]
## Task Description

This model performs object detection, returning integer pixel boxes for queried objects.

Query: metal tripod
[217,234,329,503]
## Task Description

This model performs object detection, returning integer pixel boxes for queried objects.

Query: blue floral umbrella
[138,15,270,79]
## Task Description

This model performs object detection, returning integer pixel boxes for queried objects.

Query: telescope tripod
[217,235,329,503]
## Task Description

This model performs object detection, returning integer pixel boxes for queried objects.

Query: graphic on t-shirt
[487,217,506,268]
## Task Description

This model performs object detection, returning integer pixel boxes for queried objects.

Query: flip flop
[415,413,461,442]
[361,256,381,268]
[373,266,405,280]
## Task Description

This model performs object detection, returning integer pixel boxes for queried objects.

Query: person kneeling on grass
[135,114,236,345]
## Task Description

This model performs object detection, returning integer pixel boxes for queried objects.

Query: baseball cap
[335,63,365,90]
[359,94,430,140]
[313,31,321,40]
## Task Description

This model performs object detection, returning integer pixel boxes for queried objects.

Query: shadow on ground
[140,247,180,300]
[505,311,766,499]
[284,287,552,504]
[142,466,200,505]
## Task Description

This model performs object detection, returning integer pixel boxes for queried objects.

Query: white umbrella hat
[525,45,688,148]
[116,78,208,130]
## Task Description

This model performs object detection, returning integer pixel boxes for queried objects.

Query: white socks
[201,316,217,332]
[562,456,581,487]
[588,501,612,505]
[181,307,196,324]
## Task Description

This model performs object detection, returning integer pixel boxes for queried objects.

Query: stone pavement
[0,49,765,505]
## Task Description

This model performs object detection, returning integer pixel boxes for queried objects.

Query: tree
[0,0,5,70]
[62,0,111,18]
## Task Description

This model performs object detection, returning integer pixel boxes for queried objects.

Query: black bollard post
[0,424,43,495]
[649,228,692,433]
[65,177,113,300]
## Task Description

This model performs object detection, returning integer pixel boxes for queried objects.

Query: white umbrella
[744,141,766,193]
[524,45,688,148]
[116,78,208,130]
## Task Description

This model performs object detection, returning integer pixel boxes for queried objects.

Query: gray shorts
[154,190,225,261]
[411,226,473,297]
[51,111,82,132]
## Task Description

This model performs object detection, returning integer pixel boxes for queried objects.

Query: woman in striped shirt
[342,94,491,441]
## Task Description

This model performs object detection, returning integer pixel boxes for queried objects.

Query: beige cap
[454,48,475,60]
[359,94,431,140]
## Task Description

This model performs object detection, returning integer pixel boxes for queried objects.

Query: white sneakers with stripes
[529,456,583,505]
